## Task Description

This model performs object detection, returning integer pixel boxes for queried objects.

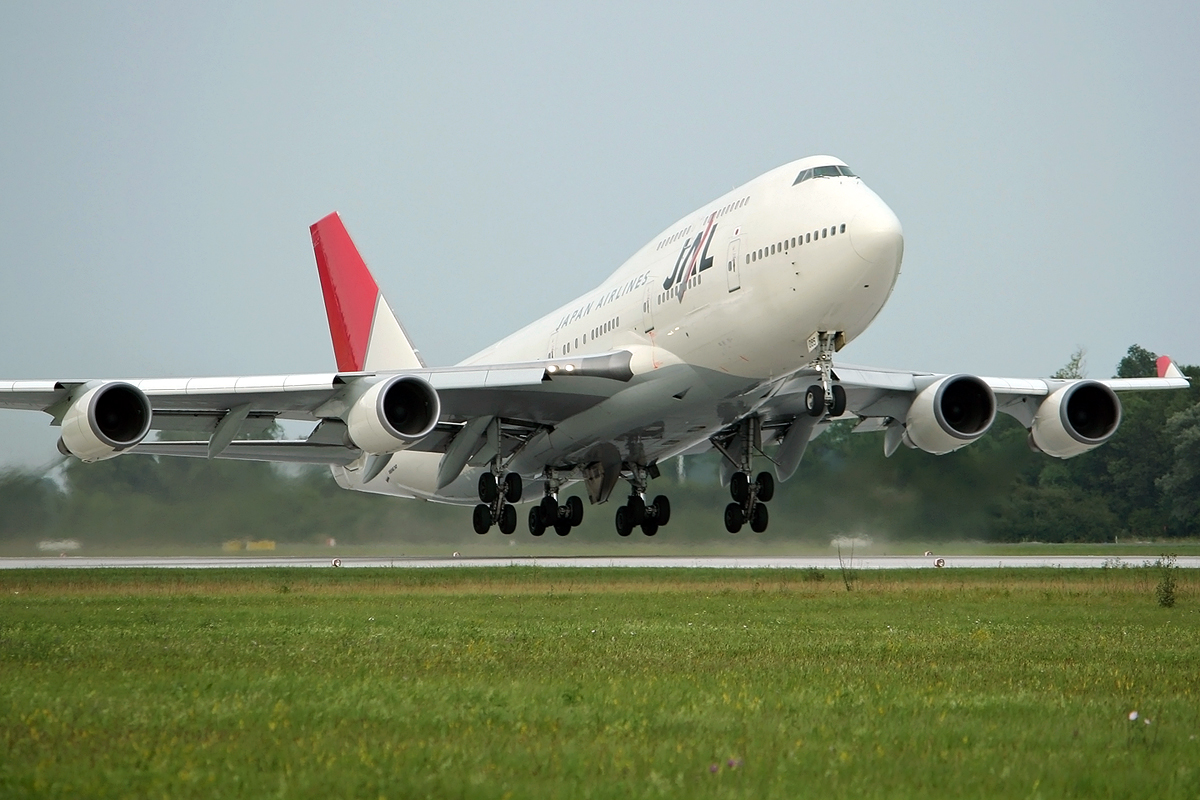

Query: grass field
[1,567,1197,798]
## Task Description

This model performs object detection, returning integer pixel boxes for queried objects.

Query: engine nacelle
[1030,381,1121,458]
[346,375,440,455]
[58,382,153,462]
[904,374,996,455]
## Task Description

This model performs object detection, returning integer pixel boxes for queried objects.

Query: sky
[1,1,1197,468]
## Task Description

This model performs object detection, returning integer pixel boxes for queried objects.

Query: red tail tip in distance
[1157,355,1184,379]
[311,212,380,372]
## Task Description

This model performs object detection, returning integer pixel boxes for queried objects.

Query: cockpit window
[793,164,857,185]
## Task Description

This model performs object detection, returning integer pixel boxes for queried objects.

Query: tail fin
[1157,356,1184,380]
[310,212,425,372]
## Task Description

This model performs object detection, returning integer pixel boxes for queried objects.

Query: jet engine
[904,374,996,455]
[58,382,153,462]
[1030,381,1121,458]
[346,375,441,454]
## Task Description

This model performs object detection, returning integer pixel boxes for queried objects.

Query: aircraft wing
[752,356,1190,481]
[0,351,636,467]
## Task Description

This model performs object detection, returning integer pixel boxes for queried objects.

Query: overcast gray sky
[2,1,1197,469]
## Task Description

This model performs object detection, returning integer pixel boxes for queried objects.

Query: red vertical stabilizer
[310,213,423,372]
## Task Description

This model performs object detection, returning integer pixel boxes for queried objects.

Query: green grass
[1,568,1197,798]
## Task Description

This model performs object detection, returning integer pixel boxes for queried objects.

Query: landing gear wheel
[615,506,633,537]
[730,471,750,503]
[540,496,559,526]
[528,506,546,536]
[830,384,847,417]
[724,502,744,534]
[472,503,492,534]
[503,473,523,503]
[478,473,498,503]
[641,520,659,537]
[755,472,775,502]
[805,384,825,417]
[554,521,572,537]
[626,495,646,525]
[651,495,671,526]
[750,502,769,533]
[565,496,584,527]
[499,504,517,535]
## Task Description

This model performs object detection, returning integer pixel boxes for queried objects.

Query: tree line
[1,345,1196,547]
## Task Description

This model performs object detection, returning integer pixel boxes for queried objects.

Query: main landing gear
[527,469,586,537]
[472,470,524,535]
[613,464,671,537]
[717,417,777,534]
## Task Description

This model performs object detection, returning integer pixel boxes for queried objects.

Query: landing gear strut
[472,467,524,535]
[527,469,586,537]
[805,331,846,418]
[614,463,671,537]
[719,417,776,534]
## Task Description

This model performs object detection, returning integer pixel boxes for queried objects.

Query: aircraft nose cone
[849,198,904,268]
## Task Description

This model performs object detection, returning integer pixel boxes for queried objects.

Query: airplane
[0,155,1190,537]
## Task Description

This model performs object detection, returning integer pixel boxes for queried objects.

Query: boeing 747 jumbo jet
[0,156,1190,536]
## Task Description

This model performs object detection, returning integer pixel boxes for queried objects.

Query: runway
[2,555,1198,570]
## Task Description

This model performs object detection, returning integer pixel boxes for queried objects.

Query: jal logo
[662,213,717,296]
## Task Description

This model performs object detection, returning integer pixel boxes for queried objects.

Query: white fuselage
[335,155,905,502]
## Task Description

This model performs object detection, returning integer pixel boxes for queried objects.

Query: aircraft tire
[750,503,769,533]
[472,503,492,534]
[615,506,633,537]
[528,506,546,536]
[755,472,775,502]
[730,471,749,503]
[805,385,825,417]
[499,504,517,535]
[478,473,499,503]
[540,495,559,525]
[642,520,659,536]
[503,472,523,503]
[652,495,671,526]
[724,502,744,534]
[565,496,584,526]
[554,520,572,537]
[627,495,646,525]
[831,384,847,417]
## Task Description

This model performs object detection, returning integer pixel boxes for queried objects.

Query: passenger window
[840,223,846,233]
[791,238,796,247]
[806,233,811,243]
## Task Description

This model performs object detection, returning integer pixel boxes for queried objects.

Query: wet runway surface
[3,555,1198,569]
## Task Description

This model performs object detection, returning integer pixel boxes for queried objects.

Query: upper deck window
[793,164,857,186]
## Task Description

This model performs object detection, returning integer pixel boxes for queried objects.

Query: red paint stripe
[311,213,379,372]
[1156,355,1172,379]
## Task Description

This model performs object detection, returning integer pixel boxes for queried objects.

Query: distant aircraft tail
[310,212,425,372]
[1157,356,1185,380]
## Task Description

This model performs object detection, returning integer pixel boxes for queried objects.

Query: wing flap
[131,440,362,465]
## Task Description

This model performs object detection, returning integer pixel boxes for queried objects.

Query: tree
[1158,402,1200,535]
[1116,344,1158,379]
[1052,347,1087,379]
